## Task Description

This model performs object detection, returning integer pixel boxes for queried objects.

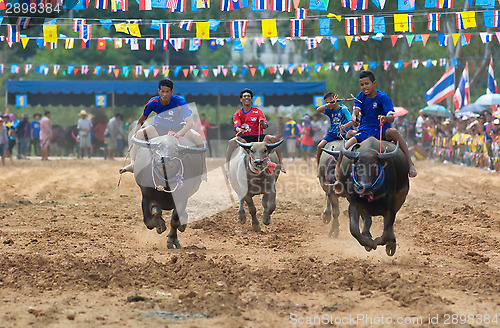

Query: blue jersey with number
[354,90,394,132]
[143,95,191,129]
[324,104,353,136]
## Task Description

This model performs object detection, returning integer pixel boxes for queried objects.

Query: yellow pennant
[363,64,369,70]
[127,23,141,37]
[196,0,210,8]
[43,25,57,43]
[345,36,353,48]
[240,37,247,47]
[327,13,341,21]
[196,22,210,39]
[21,37,29,48]
[452,33,461,46]
[262,19,277,38]
[115,23,128,34]
[460,11,476,29]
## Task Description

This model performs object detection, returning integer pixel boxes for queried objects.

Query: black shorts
[154,124,184,136]
[241,134,266,143]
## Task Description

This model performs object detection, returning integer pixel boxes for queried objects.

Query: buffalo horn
[235,139,253,150]
[131,135,158,148]
[378,141,399,160]
[177,144,207,153]
[321,148,341,158]
[341,141,360,160]
[266,139,284,148]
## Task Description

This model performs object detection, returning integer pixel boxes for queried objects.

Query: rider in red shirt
[225,88,285,175]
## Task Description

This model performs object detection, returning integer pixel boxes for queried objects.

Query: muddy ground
[0,157,499,328]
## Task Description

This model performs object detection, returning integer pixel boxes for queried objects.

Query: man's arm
[176,116,194,137]
[134,115,148,133]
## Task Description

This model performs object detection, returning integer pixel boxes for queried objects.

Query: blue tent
[5,80,326,107]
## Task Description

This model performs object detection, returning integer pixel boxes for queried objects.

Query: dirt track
[0,157,499,328]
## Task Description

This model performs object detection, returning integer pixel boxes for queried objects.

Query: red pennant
[250,67,257,76]
[421,34,430,47]
[113,68,120,78]
[269,67,275,75]
[74,68,79,75]
[182,68,189,77]
[391,35,399,47]
[463,33,472,45]
[403,62,409,68]
[203,69,209,76]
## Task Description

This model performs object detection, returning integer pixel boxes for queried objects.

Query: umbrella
[474,93,500,105]
[456,103,489,114]
[421,104,452,117]
[393,107,408,117]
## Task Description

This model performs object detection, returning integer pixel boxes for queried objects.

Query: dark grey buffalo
[228,140,283,232]
[323,137,409,256]
[318,140,343,237]
[131,134,206,249]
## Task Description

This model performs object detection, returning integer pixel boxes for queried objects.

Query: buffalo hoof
[252,224,261,232]
[167,237,181,249]
[178,224,187,232]
[239,213,246,225]
[156,218,167,234]
[386,241,396,256]
[262,214,271,226]
[323,213,331,224]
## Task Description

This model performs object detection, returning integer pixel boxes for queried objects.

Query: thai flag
[437,0,453,8]
[220,0,232,11]
[453,63,470,111]
[341,0,350,7]
[426,66,455,105]
[480,32,494,43]
[7,25,20,43]
[145,38,155,50]
[230,20,248,38]
[159,23,170,40]
[170,38,185,51]
[135,66,143,77]
[345,17,358,35]
[16,17,31,29]
[45,41,58,49]
[290,19,303,37]
[428,13,440,31]
[483,10,499,28]
[351,0,368,10]
[169,0,186,12]
[73,19,86,32]
[361,15,373,33]
[178,20,193,31]
[139,0,151,9]
[408,15,414,32]
[306,38,318,50]
[271,0,291,12]
[455,13,465,29]
[94,0,108,9]
[254,0,268,10]
[80,24,92,41]
[295,8,307,19]
[487,57,498,95]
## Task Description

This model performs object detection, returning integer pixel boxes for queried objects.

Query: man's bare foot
[280,163,286,173]
[202,171,208,182]
[119,163,134,174]
[409,164,417,178]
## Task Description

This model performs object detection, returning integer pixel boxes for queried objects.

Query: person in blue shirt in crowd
[282,114,300,161]
[335,70,417,185]
[315,92,357,167]
[30,113,41,156]
[119,79,206,180]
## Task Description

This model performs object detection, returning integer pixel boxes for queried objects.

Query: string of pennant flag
[6,0,499,13]
[3,56,498,78]
[3,7,500,46]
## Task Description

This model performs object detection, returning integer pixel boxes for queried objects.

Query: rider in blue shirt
[335,70,417,185]
[315,92,356,166]
[119,79,206,180]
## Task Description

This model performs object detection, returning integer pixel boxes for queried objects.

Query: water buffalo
[131,134,206,249]
[318,140,343,237]
[323,137,409,256]
[228,140,283,232]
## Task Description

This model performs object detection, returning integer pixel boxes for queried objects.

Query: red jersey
[300,125,314,146]
[233,107,266,136]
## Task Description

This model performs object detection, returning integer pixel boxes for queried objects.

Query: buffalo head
[236,139,283,172]
[132,134,206,180]
[341,141,399,196]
